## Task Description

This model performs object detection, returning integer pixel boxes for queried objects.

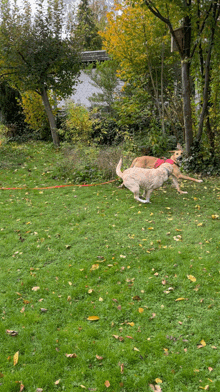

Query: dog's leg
[178,174,203,183]
[144,189,153,203]
[171,176,188,194]
[134,196,150,203]
[133,189,149,203]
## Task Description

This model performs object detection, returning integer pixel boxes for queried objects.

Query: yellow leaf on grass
[105,380,110,388]
[200,339,206,347]
[155,378,162,384]
[138,307,144,313]
[32,286,40,291]
[13,351,19,366]
[127,322,134,327]
[175,298,186,301]
[187,275,196,282]
[90,264,99,271]
[87,316,100,321]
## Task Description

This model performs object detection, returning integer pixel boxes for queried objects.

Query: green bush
[182,141,220,175]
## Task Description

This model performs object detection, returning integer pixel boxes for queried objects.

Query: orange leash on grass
[0,179,116,191]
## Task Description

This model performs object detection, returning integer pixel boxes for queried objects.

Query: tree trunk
[206,114,215,156]
[41,87,59,147]
[161,41,165,134]
[197,2,219,143]
[181,59,193,156]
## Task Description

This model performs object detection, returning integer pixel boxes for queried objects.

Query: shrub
[182,140,220,175]
[56,144,134,183]
[20,91,59,140]
[59,103,93,144]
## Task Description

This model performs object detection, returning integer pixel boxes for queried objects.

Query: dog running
[129,144,203,194]
[116,158,173,203]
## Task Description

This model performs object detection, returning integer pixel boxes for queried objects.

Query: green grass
[0,141,220,392]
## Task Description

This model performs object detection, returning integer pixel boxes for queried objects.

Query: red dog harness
[154,158,175,168]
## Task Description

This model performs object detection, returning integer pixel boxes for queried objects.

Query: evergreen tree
[75,0,102,51]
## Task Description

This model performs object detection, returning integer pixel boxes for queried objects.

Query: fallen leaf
[104,380,110,388]
[36,389,43,392]
[149,384,162,392]
[19,384,25,392]
[150,313,156,320]
[65,353,77,358]
[80,385,86,389]
[138,307,144,313]
[54,379,60,385]
[175,298,186,301]
[155,378,162,384]
[32,286,40,291]
[200,339,206,346]
[133,295,141,301]
[173,235,182,241]
[40,308,47,313]
[90,264,99,271]
[87,316,99,321]
[96,355,103,360]
[127,322,134,327]
[208,367,213,372]
[6,330,18,336]
[134,347,140,351]
[13,351,19,366]
[187,275,196,282]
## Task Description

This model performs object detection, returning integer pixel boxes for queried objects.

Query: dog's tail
[116,158,123,179]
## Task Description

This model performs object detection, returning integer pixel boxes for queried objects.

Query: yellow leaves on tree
[100,1,169,82]
[20,91,59,132]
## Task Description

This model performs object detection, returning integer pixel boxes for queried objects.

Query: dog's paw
[197,179,203,183]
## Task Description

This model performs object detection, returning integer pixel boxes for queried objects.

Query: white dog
[116,158,173,203]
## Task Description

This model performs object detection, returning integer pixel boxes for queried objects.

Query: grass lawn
[0,141,220,392]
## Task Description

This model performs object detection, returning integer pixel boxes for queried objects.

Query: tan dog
[116,158,173,203]
[130,145,203,194]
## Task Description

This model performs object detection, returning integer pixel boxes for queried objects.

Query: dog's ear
[176,143,184,152]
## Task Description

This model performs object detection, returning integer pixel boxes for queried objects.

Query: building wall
[59,71,103,108]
